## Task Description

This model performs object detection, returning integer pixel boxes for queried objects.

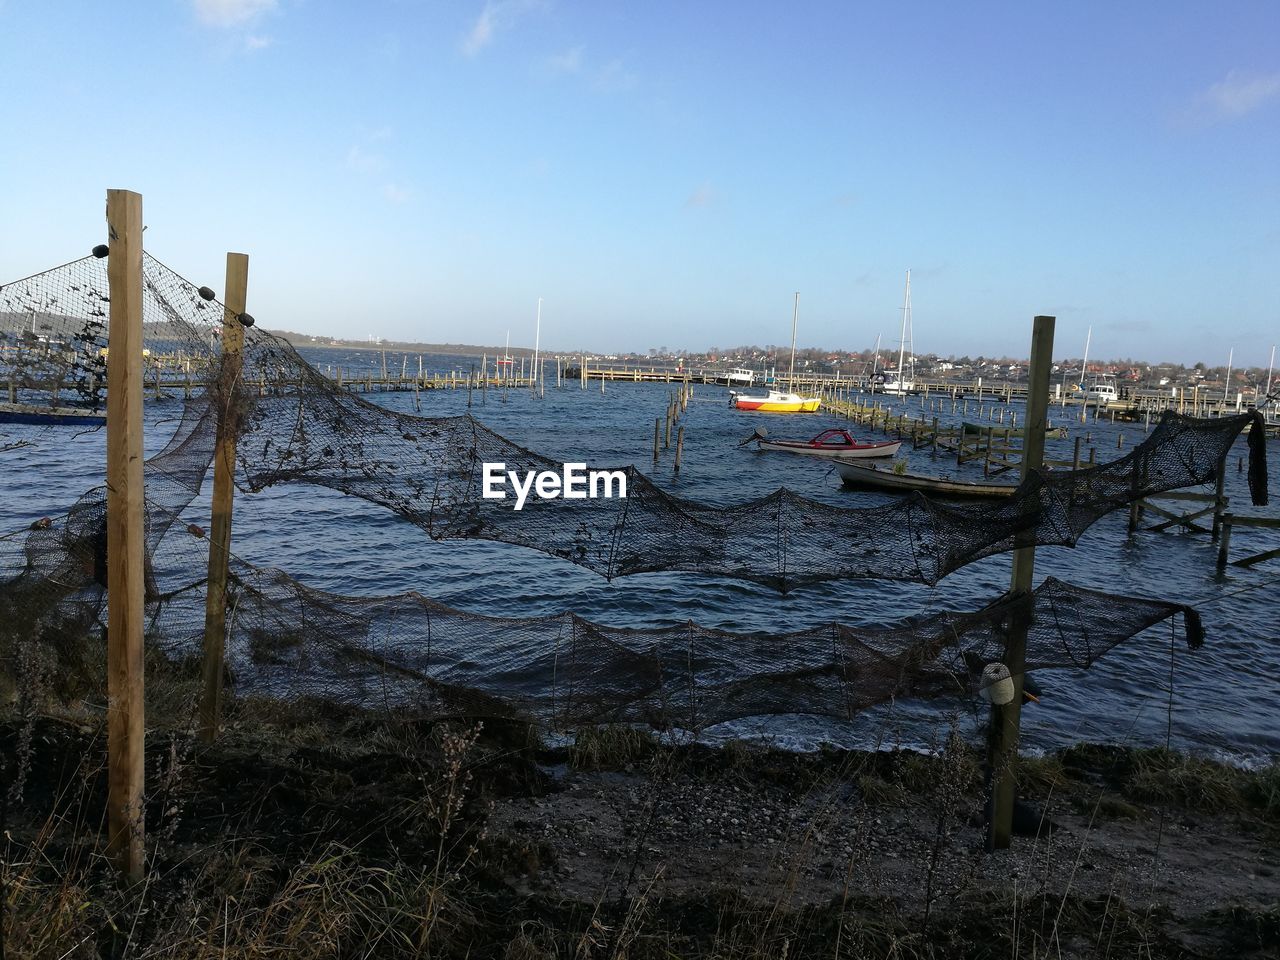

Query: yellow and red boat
[730,389,821,412]
[732,293,821,412]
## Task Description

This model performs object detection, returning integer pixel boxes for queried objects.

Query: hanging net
[0,251,1268,727]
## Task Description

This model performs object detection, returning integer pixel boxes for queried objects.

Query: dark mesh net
[0,252,1268,727]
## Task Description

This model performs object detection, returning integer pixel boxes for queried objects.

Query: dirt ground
[2,711,1277,958]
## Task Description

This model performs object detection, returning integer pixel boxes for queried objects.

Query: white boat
[877,271,915,395]
[1084,375,1118,403]
[751,428,901,458]
[835,460,1017,498]
[725,367,755,386]
[732,293,821,413]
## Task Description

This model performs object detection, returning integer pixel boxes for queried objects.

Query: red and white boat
[751,428,901,459]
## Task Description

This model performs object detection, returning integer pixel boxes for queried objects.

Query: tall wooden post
[1211,453,1228,542]
[987,315,1055,851]
[199,253,248,743]
[105,189,146,880]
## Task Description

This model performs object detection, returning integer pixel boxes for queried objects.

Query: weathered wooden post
[199,253,248,744]
[105,189,146,881]
[1217,514,1234,570]
[1212,454,1228,542]
[674,425,685,473]
[653,418,660,461]
[987,315,1054,852]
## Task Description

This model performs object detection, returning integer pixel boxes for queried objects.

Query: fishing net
[0,508,1203,730]
[0,251,1268,727]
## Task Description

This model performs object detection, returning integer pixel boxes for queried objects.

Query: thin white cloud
[685,183,716,209]
[594,58,638,93]
[546,45,584,74]
[193,0,277,28]
[1195,70,1280,120]
[346,145,385,174]
[462,0,542,57]
[384,183,411,205]
[244,34,273,51]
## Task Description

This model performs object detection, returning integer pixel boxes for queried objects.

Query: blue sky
[2,1,1277,365]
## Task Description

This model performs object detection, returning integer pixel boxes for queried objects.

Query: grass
[2,696,1277,958]
[569,724,660,772]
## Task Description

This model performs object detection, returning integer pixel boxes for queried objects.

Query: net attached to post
[0,252,1268,729]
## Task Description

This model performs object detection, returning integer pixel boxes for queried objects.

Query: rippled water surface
[4,347,1278,762]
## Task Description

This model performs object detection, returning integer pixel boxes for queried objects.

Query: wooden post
[1217,514,1234,570]
[1212,454,1228,542]
[987,315,1054,852]
[653,418,660,461]
[674,425,685,473]
[199,253,248,745]
[105,189,146,881]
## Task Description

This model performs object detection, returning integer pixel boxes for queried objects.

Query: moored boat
[0,401,106,427]
[732,293,820,413]
[731,389,821,413]
[752,428,901,458]
[835,459,1016,498]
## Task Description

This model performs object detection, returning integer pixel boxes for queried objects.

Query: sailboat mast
[1224,347,1234,408]
[1079,326,1092,390]
[896,270,910,388]
[1265,344,1275,400]
[532,298,542,384]
[787,292,799,390]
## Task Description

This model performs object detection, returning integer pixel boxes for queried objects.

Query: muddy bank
[2,708,1277,958]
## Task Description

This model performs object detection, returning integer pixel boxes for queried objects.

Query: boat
[834,459,1016,498]
[878,271,916,395]
[0,401,106,427]
[732,293,820,413]
[724,367,755,386]
[1083,375,1118,404]
[751,428,901,458]
[496,330,514,378]
[729,389,821,413]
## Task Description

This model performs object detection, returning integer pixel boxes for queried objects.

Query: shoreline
[4,699,1277,958]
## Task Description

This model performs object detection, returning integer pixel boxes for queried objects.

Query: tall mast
[1224,346,1234,408]
[1265,344,1275,400]
[1079,326,1092,390]
[787,291,799,390]
[532,298,542,383]
[896,270,911,387]
[872,332,881,378]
